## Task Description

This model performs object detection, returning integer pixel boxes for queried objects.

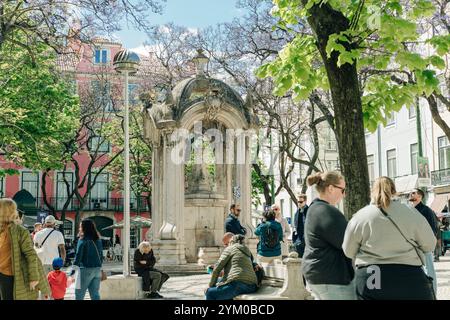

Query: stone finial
[139,90,155,109]
[155,84,174,105]
[278,251,313,300]
[192,49,209,76]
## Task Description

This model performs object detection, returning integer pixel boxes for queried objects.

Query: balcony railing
[431,168,450,187]
[37,196,151,212]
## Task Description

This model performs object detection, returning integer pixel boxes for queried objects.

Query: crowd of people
[0,197,172,301]
[212,170,441,300]
[0,169,443,300]
[299,172,439,300]
[0,198,105,300]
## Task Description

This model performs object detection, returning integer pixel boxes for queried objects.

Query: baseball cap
[52,257,64,269]
[44,215,56,225]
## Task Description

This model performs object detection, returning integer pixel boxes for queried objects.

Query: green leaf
[429,56,446,70]
[410,0,436,19]
[337,51,357,66]
[396,52,427,70]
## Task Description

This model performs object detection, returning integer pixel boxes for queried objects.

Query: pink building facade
[1,37,152,249]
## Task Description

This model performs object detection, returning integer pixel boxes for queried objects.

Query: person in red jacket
[47,257,69,300]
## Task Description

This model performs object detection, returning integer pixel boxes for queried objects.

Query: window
[21,171,39,201]
[410,143,418,174]
[89,173,109,209]
[88,136,110,153]
[128,83,139,105]
[387,149,397,178]
[326,160,339,170]
[325,128,337,151]
[91,80,113,112]
[438,136,450,170]
[56,172,74,210]
[130,228,138,248]
[409,106,416,119]
[386,112,395,126]
[94,49,109,64]
[0,177,4,197]
[367,155,375,185]
[63,220,74,240]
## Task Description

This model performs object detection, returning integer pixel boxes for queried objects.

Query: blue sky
[116,0,244,50]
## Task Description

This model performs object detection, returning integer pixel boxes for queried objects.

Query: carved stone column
[234,133,257,254]
[149,144,163,242]
[152,127,186,265]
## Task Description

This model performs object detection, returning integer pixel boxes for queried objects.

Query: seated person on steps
[133,241,169,299]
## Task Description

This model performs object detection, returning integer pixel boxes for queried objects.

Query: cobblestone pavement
[64,255,450,300]
[64,266,210,300]
[436,254,450,300]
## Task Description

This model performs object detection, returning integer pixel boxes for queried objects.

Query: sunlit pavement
[63,255,450,300]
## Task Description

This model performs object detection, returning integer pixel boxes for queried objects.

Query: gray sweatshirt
[343,199,436,267]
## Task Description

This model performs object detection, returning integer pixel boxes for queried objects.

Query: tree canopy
[0,38,80,175]
[258,0,449,131]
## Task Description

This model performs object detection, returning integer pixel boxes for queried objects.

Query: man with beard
[409,188,438,295]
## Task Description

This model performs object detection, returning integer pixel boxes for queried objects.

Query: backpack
[254,265,265,287]
[263,223,279,249]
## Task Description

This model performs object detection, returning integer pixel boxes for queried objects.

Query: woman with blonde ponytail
[301,171,355,300]
[343,177,436,300]
[0,198,50,300]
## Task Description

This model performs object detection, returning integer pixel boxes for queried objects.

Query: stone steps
[107,263,208,277]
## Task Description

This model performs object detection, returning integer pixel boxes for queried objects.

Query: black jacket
[302,198,354,285]
[134,249,156,271]
[415,202,438,235]
[224,214,246,236]
[293,204,309,243]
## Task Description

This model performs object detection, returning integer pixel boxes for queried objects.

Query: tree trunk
[301,106,321,194]
[41,170,56,216]
[252,163,272,205]
[427,94,450,142]
[304,1,371,218]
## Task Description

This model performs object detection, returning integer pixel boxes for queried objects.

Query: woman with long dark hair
[73,219,103,300]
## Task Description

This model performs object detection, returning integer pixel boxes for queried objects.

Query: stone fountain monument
[142,50,258,266]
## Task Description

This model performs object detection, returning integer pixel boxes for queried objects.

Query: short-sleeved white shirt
[33,227,65,265]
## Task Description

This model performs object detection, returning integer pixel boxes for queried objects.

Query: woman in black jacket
[134,241,169,299]
[302,171,355,300]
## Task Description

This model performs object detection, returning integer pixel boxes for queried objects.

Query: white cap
[44,215,56,225]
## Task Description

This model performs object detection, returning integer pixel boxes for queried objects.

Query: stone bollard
[278,251,314,300]
[197,246,221,266]
[235,251,314,300]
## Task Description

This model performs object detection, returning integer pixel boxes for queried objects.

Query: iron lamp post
[113,49,140,277]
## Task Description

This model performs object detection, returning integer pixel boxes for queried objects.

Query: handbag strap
[90,240,102,265]
[37,229,55,248]
[379,207,425,265]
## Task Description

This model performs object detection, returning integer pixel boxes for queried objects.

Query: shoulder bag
[34,229,55,256]
[91,240,107,281]
[379,207,436,300]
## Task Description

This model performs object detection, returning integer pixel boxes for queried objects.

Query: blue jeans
[206,281,257,300]
[75,267,101,300]
[308,280,356,300]
[424,252,437,295]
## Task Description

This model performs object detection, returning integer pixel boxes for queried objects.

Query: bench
[99,274,145,300]
[235,252,314,300]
